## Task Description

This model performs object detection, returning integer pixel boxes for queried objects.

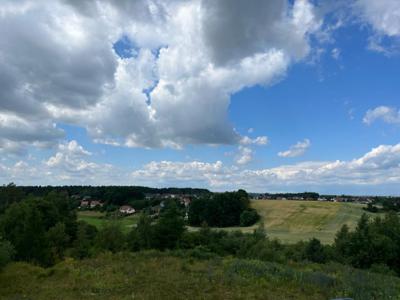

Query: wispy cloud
[363,106,400,125]
[278,139,311,158]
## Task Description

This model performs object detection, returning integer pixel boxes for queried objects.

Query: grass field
[249,200,379,244]
[1,251,398,299]
[189,200,380,244]
[77,211,139,232]
[79,201,378,244]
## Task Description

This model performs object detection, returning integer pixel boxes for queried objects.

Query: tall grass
[1,251,399,300]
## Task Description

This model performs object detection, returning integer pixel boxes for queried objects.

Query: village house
[119,205,136,215]
[183,198,191,207]
[79,200,89,208]
[90,200,103,208]
[149,205,161,219]
[179,197,191,207]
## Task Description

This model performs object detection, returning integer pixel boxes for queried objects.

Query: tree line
[188,189,259,227]
[0,183,210,211]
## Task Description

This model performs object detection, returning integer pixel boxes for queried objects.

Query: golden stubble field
[248,200,379,244]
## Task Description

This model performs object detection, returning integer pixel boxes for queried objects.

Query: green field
[250,200,379,244]
[77,211,139,232]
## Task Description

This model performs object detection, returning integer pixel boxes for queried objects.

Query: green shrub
[0,238,14,269]
[240,209,260,227]
[94,223,126,253]
[188,246,216,260]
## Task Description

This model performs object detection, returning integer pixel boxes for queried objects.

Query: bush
[0,238,14,269]
[188,246,216,260]
[240,209,260,227]
[304,238,327,263]
[95,223,126,253]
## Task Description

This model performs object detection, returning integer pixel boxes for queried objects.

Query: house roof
[120,205,134,210]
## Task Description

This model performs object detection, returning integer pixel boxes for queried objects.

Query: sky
[0,0,400,195]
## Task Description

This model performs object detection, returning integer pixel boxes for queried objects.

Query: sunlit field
[80,201,380,244]
[251,200,380,243]
[188,200,380,244]
[77,211,139,233]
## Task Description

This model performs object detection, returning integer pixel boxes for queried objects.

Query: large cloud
[0,0,321,153]
[355,0,400,37]
[353,0,400,53]
[201,0,318,65]
[0,0,117,153]
[0,112,64,155]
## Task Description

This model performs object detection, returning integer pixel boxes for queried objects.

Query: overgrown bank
[1,251,399,300]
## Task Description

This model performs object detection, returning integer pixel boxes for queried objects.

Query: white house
[90,200,104,208]
[119,205,136,215]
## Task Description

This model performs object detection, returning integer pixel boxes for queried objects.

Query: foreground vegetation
[1,251,399,300]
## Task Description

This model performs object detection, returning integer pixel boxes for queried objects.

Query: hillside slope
[1,252,398,300]
[251,200,378,243]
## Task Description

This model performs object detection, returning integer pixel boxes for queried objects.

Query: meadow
[189,200,379,244]
[250,200,379,244]
[1,251,398,300]
[79,200,378,244]
[77,211,139,233]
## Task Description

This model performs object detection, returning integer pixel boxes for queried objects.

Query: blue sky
[1,0,400,194]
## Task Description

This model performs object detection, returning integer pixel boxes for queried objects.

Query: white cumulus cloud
[128,143,400,192]
[2,142,400,193]
[355,0,400,37]
[235,146,253,165]
[0,0,321,153]
[363,106,400,125]
[278,139,311,158]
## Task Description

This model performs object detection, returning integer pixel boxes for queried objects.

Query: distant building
[119,205,136,215]
[180,197,191,207]
[80,200,89,207]
[90,200,103,208]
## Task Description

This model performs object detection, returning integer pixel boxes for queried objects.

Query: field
[78,200,377,244]
[249,200,379,244]
[1,251,399,299]
[78,200,378,244]
[189,200,379,244]
[77,211,139,232]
